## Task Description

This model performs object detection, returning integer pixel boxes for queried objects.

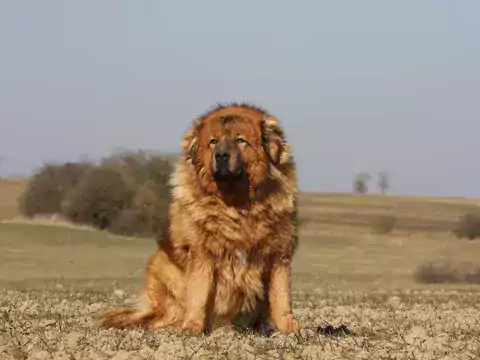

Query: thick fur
[99,102,301,334]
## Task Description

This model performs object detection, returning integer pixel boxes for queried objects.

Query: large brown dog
[99,102,301,334]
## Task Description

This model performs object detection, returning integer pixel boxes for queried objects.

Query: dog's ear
[181,119,202,165]
[261,115,291,165]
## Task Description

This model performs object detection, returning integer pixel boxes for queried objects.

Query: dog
[99,102,301,335]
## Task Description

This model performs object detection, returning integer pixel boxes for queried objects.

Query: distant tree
[353,172,371,195]
[378,172,390,195]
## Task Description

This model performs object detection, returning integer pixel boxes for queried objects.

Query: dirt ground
[1,201,480,359]
[2,285,480,359]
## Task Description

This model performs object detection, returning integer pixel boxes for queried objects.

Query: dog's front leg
[268,260,301,334]
[182,253,214,334]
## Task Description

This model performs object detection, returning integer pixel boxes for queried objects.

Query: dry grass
[1,214,97,232]
[0,224,152,286]
[1,180,480,358]
[0,178,26,220]
[298,192,480,233]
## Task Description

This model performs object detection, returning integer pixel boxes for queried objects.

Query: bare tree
[378,172,390,195]
[353,172,371,195]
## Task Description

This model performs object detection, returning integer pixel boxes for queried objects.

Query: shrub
[100,150,175,191]
[19,162,93,217]
[110,183,169,237]
[453,210,480,240]
[18,149,176,237]
[62,167,132,230]
[100,150,173,236]
[465,267,480,284]
[415,261,480,284]
[372,215,397,234]
[414,262,460,284]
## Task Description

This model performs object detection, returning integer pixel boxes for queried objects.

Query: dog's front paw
[275,314,301,334]
[182,317,205,334]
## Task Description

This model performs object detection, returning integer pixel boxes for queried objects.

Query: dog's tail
[97,298,157,330]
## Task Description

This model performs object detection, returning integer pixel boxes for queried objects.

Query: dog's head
[181,103,292,195]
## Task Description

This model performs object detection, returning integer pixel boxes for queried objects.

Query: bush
[100,150,173,236]
[414,262,460,284]
[19,162,93,217]
[18,149,175,237]
[415,261,480,284]
[62,167,132,230]
[453,210,480,240]
[110,183,169,237]
[372,215,397,234]
[100,150,175,191]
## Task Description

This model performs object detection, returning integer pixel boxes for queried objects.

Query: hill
[1,178,479,289]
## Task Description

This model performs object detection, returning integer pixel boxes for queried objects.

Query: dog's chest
[201,207,276,316]
[213,249,264,317]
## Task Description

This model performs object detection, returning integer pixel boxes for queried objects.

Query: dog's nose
[215,149,230,163]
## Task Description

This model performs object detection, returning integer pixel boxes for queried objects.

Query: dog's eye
[236,137,246,144]
[209,138,217,145]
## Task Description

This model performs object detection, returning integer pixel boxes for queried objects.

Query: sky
[1,1,479,197]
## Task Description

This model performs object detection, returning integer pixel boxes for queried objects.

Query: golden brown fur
[99,102,301,334]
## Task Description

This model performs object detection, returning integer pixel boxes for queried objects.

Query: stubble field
[1,179,480,359]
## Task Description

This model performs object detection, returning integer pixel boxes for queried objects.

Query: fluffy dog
[99,102,301,334]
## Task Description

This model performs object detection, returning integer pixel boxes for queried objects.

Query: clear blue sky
[1,1,479,197]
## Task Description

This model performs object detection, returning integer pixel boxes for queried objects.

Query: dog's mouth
[213,169,244,182]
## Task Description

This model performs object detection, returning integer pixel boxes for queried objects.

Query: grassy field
[0,179,26,220]
[1,179,480,359]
